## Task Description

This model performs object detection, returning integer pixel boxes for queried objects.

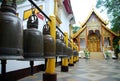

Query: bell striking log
[0,0,23,60]
[43,23,55,58]
[23,13,44,60]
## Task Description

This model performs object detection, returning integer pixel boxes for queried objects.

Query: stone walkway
[18,59,120,81]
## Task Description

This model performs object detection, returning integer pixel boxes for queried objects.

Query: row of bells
[0,2,78,60]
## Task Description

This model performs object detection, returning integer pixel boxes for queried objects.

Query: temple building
[71,8,119,52]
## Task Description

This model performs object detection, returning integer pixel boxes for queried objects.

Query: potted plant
[84,48,90,59]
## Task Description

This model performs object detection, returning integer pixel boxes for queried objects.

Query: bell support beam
[43,15,57,81]
[61,32,69,72]
[30,61,34,75]
[69,39,74,66]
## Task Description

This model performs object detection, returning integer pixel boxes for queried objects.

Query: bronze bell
[23,13,43,60]
[43,23,55,58]
[61,36,67,57]
[0,0,23,60]
[67,43,73,57]
[56,31,63,57]
[73,49,78,56]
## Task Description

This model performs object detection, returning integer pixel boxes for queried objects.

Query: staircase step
[90,52,105,60]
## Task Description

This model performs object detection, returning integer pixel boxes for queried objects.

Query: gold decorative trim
[54,0,58,16]
[54,0,62,25]
[56,16,62,24]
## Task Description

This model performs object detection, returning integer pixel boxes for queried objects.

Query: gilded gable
[87,13,101,31]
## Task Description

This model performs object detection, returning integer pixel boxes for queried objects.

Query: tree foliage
[96,0,120,34]
[96,0,120,55]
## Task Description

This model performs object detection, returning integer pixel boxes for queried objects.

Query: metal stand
[43,73,57,81]
[30,61,34,75]
[44,59,47,71]
[61,66,68,72]
[1,60,7,81]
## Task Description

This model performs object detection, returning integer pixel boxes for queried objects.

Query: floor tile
[99,77,120,81]
[76,73,107,80]
[18,59,120,81]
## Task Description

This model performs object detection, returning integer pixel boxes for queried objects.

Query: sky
[70,0,109,27]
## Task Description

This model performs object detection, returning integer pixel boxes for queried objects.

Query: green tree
[96,0,120,58]
[96,0,120,34]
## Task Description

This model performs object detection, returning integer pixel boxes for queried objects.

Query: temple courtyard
[18,59,120,81]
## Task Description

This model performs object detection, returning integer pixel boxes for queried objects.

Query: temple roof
[102,24,119,36]
[71,24,119,38]
[80,8,108,27]
[71,25,86,38]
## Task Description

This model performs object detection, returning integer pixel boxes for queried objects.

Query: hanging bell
[0,0,23,60]
[61,36,67,57]
[23,13,44,60]
[73,49,78,56]
[43,23,55,58]
[67,43,73,57]
[56,31,63,57]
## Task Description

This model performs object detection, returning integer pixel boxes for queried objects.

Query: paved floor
[18,59,120,81]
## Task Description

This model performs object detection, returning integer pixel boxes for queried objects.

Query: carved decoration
[87,13,101,32]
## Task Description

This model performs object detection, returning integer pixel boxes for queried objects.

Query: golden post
[64,32,68,66]
[73,43,76,63]
[45,15,56,74]
[61,32,69,72]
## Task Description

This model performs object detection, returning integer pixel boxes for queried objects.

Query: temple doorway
[88,33,100,52]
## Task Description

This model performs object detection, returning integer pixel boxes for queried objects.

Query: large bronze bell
[73,49,78,56]
[0,0,23,60]
[43,23,55,58]
[67,43,73,57]
[23,13,43,60]
[61,36,67,57]
[56,31,63,56]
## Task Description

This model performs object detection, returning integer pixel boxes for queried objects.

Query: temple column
[86,29,88,48]
[78,37,80,51]
[101,27,104,51]
[110,36,113,50]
